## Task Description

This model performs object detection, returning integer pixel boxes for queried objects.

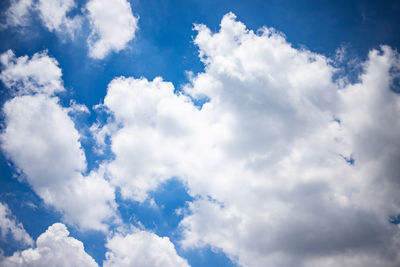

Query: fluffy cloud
[0,223,98,267]
[94,13,400,266]
[104,229,189,267]
[0,49,63,95]
[4,0,81,37]
[0,50,116,231]
[2,9,400,266]
[95,76,206,201]
[1,223,188,267]
[4,0,137,56]
[0,202,33,247]
[36,0,82,37]
[180,14,400,267]
[86,0,138,59]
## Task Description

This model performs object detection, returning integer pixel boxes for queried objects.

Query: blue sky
[0,0,400,266]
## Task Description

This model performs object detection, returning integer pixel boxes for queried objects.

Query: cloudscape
[0,0,400,266]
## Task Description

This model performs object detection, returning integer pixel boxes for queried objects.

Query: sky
[0,0,400,266]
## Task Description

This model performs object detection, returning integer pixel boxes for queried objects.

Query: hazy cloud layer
[4,0,33,27]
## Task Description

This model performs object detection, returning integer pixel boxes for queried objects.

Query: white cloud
[4,0,33,27]
[94,13,400,266]
[104,229,189,267]
[0,223,98,267]
[36,0,82,37]
[86,0,138,59]
[96,76,204,201]
[180,14,400,267]
[1,223,188,267]
[0,49,63,96]
[0,50,117,231]
[4,0,81,38]
[0,202,33,247]
[2,9,400,266]
[5,0,136,55]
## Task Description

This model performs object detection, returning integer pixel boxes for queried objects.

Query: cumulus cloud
[2,9,400,266]
[86,0,138,59]
[95,76,203,201]
[93,12,400,266]
[36,0,82,37]
[4,0,137,56]
[0,223,98,267]
[4,0,81,38]
[0,50,117,231]
[0,49,63,95]
[1,223,188,267]
[0,202,33,247]
[104,229,189,267]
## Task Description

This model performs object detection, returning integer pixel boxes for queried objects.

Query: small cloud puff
[86,0,139,59]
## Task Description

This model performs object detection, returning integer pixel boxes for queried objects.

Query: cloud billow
[3,0,138,58]
[1,10,400,267]
[93,13,400,267]
[86,0,138,59]
[0,50,117,232]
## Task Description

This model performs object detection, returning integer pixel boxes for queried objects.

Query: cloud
[0,202,33,247]
[180,13,400,267]
[4,0,33,27]
[86,0,138,59]
[0,49,63,95]
[0,50,117,231]
[36,0,82,37]
[93,12,400,266]
[0,223,98,267]
[103,229,189,267]
[4,0,137,57]
[94,76,201,201]
[1,223,188,267]
[4,0,81,38]
[2,9,400,266]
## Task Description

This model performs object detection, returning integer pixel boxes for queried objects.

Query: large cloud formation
[92,13,400,266]
[1,10,400,267]
[0,49,188,266]
[0,50,117,231]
